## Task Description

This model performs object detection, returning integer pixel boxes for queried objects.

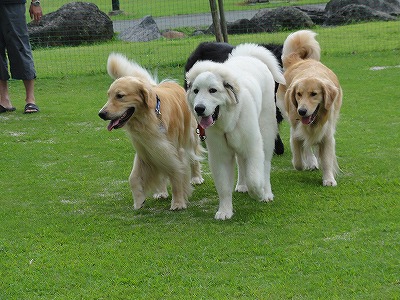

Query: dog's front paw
[191,176,204,185]
[153,192,169,199]
[215,209,233,220]
[261,192,274,202]
[304,156,319,170]
[170,201,187,210]
[304,163,319,171]
[323,179,337,187]
[134,200,145,210]
[235,184,248,193]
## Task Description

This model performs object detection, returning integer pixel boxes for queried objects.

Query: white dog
[186,43,285,220]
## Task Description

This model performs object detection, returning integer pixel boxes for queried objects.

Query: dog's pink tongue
[107,120,119,131]
[301,116,312,125]
[199,116,213,129]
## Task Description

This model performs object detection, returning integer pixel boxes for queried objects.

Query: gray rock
[118,15,161,42]
[325,0,400,17]
[226,18,262,34]
[295,6,326,25]
[28,2,113,47]
[251,7,314,32]
[247,0,270,3]
[325,4,397,25]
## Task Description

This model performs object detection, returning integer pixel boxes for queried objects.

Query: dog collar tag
[155,95,161,115]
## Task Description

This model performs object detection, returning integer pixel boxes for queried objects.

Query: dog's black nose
[98,111,107,120]
[298,108,307,116]
[195,104,206,116]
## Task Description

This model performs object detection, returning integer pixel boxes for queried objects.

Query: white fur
[186,43,284,220]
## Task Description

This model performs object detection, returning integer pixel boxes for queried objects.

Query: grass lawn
[1,22,399,298]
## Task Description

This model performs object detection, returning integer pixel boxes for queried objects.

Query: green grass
[1,22,400,298]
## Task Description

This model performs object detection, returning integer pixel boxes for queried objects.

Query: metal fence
[25,0,400,78]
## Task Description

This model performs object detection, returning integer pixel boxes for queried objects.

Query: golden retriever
[99,53,204,210]
[276,30,342,186]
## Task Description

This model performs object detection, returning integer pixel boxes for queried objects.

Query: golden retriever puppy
[276,30,342,186]
[99,53,204,210]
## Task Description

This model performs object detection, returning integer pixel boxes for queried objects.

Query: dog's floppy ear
[285,85,298,110]
[322,81,339,110]
[138,83,150,108]
[223,81,239,104]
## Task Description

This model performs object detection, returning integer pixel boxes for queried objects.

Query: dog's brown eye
[209,88,217,94]
[116,93,124,99]
[310,92,317,97]
[193,88,199,94]
[297,92,302,97]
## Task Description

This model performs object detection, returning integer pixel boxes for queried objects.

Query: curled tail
[107,52,158,85]
[231,43,285,85]
[281,30,321,69]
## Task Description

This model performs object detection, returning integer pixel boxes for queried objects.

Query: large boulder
[206,6,314,35]
[225,18,262,34]
[295,5,326,25]
[118,15,161,42]
[325,4,397,25]
[28,2,113,47]
[325,0,400,17]
[251,7,314,32]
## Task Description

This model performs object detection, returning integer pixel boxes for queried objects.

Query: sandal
[24,103,40,114]
[0,104,16,114]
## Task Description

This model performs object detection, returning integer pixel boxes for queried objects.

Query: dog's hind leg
[169,149,192,210]
[190,135,205,185]
[257,100,277,201]
[190,160,204,185]
[262,159,274,202]
[235,156,248,193]
[260,126,276,201]
[274,134,285,155]
[153,176,169,199]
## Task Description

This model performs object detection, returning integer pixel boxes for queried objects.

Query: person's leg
[0,6,14,110]
[23,79,39,113]
[23,79,35,104]
[0,79,14,109]
[4,4,39,113]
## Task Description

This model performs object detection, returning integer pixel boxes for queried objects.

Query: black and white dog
[184,42,285,155]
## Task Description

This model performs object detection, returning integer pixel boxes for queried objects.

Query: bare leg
[23,79,39,112]
[0,80,14,109]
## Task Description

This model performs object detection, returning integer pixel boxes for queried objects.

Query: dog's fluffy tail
[231,43,285,85]
[281,30,321,70]
[107,53,158,85]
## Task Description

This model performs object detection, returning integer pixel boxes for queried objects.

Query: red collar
[196,124,206,141]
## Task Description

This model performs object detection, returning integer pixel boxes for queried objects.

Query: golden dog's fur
[276,30,342,186]
[99,53,203,210]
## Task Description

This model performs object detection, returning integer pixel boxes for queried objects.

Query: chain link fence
[25,0,400,78]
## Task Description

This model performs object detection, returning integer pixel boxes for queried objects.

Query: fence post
[209,0,224,42]
[112,0,120,11]
[217,0,228,43]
